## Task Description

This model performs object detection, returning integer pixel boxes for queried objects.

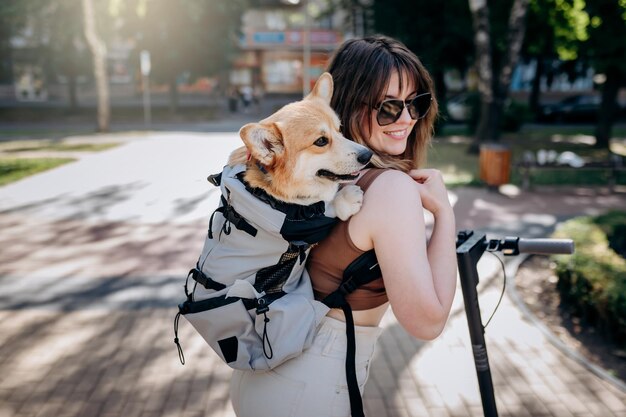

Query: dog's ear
[239,122,283,166]
[308,72,333,104]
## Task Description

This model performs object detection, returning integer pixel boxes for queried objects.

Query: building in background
[233,1,346,95]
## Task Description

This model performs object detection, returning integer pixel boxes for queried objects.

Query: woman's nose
[397,104,413,123]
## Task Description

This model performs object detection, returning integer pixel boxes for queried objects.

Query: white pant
[230,316,382,417]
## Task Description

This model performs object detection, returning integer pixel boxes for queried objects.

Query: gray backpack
[174,163,333,370]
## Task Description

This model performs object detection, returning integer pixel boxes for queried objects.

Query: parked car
[444,92,529,131]
[539,94,601,122]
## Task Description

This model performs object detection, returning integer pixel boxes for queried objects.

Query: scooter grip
[517,238,574,255]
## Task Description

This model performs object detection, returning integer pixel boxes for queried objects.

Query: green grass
[0,141,119,153]
[427,138,481,187]
[0,158,74,186]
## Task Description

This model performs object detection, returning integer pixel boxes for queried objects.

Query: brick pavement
[1,132,625,417]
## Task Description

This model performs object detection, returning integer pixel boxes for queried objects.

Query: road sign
[140,50,151,76]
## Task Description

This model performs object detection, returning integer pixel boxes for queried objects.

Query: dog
[228,72,373,220]
[176,73,374,371]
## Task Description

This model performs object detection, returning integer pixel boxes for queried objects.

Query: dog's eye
[314,137,329,147]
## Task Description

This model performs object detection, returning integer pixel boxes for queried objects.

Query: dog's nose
[357,149,373,164]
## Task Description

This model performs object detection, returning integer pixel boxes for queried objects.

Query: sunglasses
[374,92,433,126]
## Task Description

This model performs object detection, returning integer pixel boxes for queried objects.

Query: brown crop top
[307,168,389,311]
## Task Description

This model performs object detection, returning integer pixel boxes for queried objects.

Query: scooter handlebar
[517,238,574,255]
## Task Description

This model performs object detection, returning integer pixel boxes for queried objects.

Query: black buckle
[339,279,358,295]
[256,297,270,315]
[191,269,226,291]
[207,172,222,186]
[178,300,191,315]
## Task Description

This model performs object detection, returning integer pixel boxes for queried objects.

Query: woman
[230,35,457,417]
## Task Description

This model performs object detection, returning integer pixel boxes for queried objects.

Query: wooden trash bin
[479,143,511,186]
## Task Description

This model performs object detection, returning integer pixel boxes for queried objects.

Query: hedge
[551,211,626,343]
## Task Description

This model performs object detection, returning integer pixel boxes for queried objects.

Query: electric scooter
[456,230,575,417]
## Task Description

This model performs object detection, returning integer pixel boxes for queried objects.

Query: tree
[1,1,101,110]
[371,0,474,112]
[0,2,29,84]
[468,0,530,152]
[584,0,626,149]
[27,1,91,110]
[45,2,90,110]
[116,0,248,113]
[522,0,593,117]
[82,0,110,132]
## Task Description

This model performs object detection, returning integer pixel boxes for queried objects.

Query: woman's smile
[382,128,408,140]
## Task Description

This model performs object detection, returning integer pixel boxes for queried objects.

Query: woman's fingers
[409,169,451,214]
[409,169,442,183]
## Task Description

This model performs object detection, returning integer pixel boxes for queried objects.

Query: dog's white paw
[330,185,364,221]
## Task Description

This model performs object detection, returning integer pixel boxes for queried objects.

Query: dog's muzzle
[357,149,373,165]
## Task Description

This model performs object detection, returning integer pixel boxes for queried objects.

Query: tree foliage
[371,0,474,100]
[583,0,626,149]
[0,1,29,83]
[467,0,531,149]
[115,0,248,111]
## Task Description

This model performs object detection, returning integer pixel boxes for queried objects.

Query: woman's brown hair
[326,35,438,172]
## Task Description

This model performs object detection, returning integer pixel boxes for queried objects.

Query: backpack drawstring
[261,312,273,360]
[256,298,274,360]
[174,312,185,365]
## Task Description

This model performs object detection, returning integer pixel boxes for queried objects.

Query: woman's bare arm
[352,169,457,339]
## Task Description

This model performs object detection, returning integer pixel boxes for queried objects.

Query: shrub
[594,210,626,258]
[551,214,626,342]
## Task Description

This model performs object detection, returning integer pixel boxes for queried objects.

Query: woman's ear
[307,72,333,104]
[239,122,284,166]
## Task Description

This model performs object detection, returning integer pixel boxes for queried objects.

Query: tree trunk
[468,0,494,153]
[529,56,544,117]
[594,67,621,150]
[498,0,530,95]
[82,0,109,132]
[468,0,529,153]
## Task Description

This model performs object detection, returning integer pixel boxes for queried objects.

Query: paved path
[1,132,625,417]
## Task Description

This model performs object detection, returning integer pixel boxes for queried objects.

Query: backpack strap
[322,250,381,417]
[189,267,227,292]
[209,193,258,239]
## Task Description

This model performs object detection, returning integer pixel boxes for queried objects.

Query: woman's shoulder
[348,168,423,250]
[363,168,419,194]
[359,168,421,211]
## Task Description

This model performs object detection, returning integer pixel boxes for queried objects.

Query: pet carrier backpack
[174,163,336,370]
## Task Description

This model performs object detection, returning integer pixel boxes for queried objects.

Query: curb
[504,254,626,393]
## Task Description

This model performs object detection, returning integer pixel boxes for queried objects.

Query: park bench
[516,151,625,191]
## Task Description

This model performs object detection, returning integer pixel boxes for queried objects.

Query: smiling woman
[230,35,456,417]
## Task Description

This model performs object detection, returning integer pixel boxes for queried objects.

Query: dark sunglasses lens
[377,100,404,126]
[408,94,432,119]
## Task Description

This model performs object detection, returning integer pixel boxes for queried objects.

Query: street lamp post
[140,50,152,129]
[282,0,311,97]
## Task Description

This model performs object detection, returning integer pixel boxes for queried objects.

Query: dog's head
[237,73,373,205]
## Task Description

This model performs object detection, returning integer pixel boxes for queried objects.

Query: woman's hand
[408,169,452,216]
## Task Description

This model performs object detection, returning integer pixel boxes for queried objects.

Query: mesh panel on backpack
[254,246,301,294]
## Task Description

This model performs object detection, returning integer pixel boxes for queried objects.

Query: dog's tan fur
[229,73,371,218]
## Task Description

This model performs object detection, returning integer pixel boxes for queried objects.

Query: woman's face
[366,71,418,156]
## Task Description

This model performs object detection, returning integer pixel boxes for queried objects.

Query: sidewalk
[0,131,625,417]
